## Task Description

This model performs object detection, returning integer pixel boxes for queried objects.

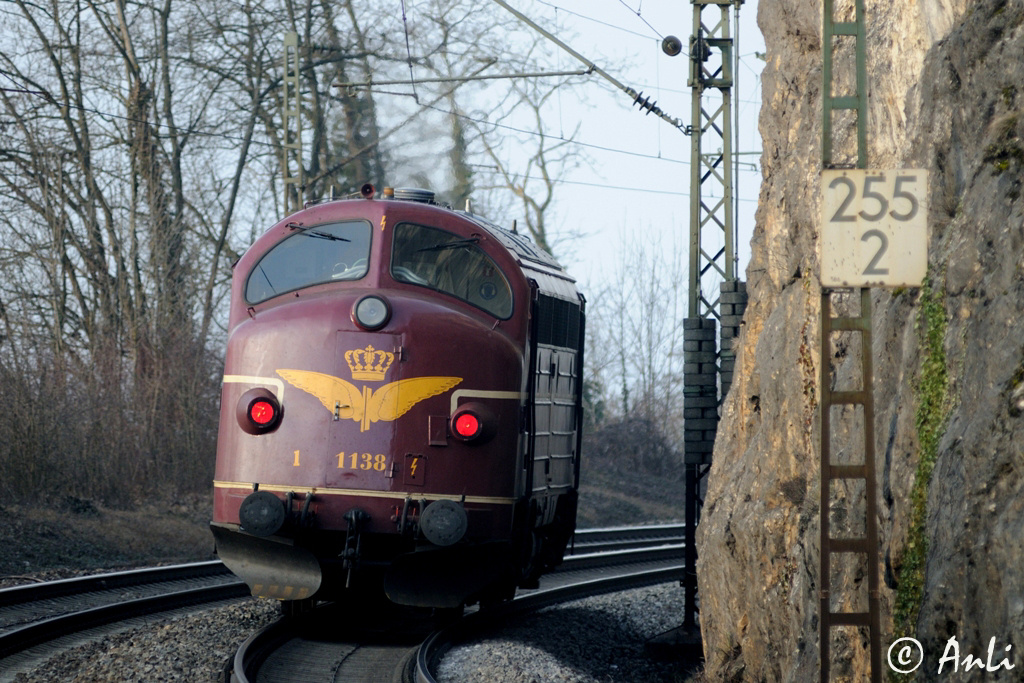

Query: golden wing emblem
[277,370,461,432]
[368,377,463,424]
[276,369,364,422]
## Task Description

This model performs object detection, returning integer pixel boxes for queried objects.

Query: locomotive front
[211,189,540,610]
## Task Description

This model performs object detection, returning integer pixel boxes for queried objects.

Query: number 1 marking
[293,450,300,467]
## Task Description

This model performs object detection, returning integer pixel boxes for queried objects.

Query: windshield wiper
[415,237,479,252]
[305,230,350,242]
[258,265,276,292]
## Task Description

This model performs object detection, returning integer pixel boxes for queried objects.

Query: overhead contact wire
[533,0,650,39]
[400,0,419,103]
[490,0,685,131]
[615,0,663,39]
[415,101,689,164]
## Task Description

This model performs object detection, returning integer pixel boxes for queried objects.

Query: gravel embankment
[9,583,701,683]
[10,599,280,683]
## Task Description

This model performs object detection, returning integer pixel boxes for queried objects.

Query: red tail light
[449,402,497,444]
[236,388,282,434]
[249,400,276,425]
[454,413,481,439]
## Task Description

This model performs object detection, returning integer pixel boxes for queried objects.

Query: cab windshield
[391,222,513,319]
[245,221,372,304]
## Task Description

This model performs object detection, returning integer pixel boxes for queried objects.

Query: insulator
[632,91,661,116]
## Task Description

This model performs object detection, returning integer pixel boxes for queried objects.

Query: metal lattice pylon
[688,0,737,316]
[682,0,744,638]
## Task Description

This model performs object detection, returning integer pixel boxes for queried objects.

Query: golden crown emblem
[345,345,394,381]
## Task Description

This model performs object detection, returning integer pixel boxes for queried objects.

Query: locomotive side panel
[532,345,580,504]
[528,286,584,518]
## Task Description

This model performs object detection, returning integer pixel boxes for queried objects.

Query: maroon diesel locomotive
[211,186,584,612]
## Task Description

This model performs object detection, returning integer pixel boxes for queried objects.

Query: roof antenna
[511,219,518,234]
[465,198,471,212]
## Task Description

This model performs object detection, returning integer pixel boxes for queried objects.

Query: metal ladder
[820,0,881,681]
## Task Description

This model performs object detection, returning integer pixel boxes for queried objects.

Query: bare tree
[0,0,594,505]
[0,0,278,501]
[472,79,584,256]
[586,231,688,448]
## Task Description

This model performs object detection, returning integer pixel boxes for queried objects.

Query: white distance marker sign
[821,169,928,288]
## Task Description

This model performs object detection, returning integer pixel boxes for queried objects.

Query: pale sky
[481,0,766,296]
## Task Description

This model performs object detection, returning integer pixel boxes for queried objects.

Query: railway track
[567,522,685,555]
[231,537,686,683]
[0,523,683,681]
[0,562,247,680]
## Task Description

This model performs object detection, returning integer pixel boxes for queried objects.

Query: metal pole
[282,32,303,215]
[683,0,741,640]
[733,2,741,277]
[688,1,703,319]
[684,462,697,630]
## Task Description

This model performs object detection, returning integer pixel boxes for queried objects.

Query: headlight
[353,295,390,330]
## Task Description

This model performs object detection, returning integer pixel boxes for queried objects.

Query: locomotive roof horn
[360,183,375,199]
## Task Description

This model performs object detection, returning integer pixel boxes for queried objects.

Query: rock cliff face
[696,1,1024,681]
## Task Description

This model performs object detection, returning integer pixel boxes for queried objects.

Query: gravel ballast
[8,583,700,682]
[438,583,697,683]
[9,599,280,683]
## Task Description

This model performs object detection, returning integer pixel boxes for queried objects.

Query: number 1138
[337,452,388,471]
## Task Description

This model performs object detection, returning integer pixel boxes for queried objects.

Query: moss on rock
[890,274,951,682]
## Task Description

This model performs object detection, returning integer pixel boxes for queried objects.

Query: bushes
[582,416,682,480]
[0,340,219,507]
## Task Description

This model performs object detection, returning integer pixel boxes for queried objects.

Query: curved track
[231,603,430,683]
[0,563,247,680]
[0,523,684,681]
[231,533,685,683]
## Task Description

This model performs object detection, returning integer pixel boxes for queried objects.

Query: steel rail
[569,537,686,554]
[574,522,685,540]
[559,544,684,571]
[0,561,231,608]
[231,616,295,683]
[0,524,681,607]
[0,582,249,660]
[569,523,685,554]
